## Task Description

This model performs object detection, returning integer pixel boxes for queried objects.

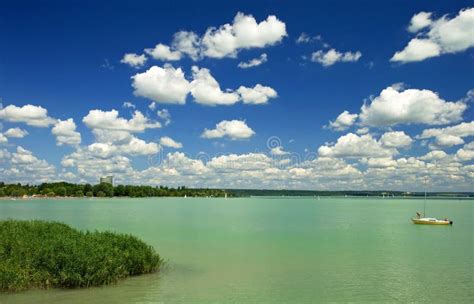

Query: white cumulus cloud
[171,31,201,61]
[131,65,277,106]
[418,121,474,148]
[190,66,240,106]
[201,12,287,59]
[52,118,82,146]
[0,104,56,127]
[132,65,191,104]
[318,133,395,158]
[380,131,413,148]
[4,127,28,138]
[145,43,182,61]
[456,142,474,162]
[359,86,466,126]
[419,150,448,161]
[83,109,161,132]
[237,84,278,105]
[392,8,474,63]
[160,136,183,148]
[408,12,433,33]
[0,134,7,144]
[328,111,358,131]
[270,146,289,156]
[136,13,286,62]
[202,120,255,140]
[121,53,147,68]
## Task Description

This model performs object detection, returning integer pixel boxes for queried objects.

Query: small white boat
[412,178,453,225]
[412,217,453,225]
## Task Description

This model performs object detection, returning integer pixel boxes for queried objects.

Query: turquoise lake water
[0,197,472,303]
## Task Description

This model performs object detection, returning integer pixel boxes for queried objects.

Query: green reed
[0,220,163,292]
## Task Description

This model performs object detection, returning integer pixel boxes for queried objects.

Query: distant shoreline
[1,182,473,199]
[1,195,473,200]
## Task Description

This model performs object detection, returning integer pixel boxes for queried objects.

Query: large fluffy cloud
[201,120,255,140]
[61,148,133,179]
[237,84,277,105]
[191,67,277,105]
[132,65,191,104]
[418,121,474,148]
[132,65,277,106]
[201,12,287,58]
[0,104,56,127]
[4,128,28,138]
[73,137,160,161]
[392,8,474,63]
[190,67,240,105]
[2,146,56,183]
[83,109,161,132]
[133,13,286,63]
[81,109,161,156]
[318,133,395,158]
[359,86,466,126]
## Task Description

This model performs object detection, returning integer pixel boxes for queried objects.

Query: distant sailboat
[412,178,453,225]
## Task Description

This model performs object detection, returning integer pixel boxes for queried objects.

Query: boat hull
[412,218,452,225]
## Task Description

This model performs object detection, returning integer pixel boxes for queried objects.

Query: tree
[10,189,26,197]
[114,185,126,196]
[93,183,113,197]
[84,184,93,194]
[55,187,67,197]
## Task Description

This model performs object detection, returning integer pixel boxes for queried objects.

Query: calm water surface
[0,197,472,303]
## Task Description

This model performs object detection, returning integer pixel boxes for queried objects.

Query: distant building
[100,176,113,185]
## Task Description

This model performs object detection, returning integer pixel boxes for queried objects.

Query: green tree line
[0,182,230,198]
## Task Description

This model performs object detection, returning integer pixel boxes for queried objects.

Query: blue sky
[0,0,473,191]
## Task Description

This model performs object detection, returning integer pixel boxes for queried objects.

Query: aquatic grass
[0,220,163,292]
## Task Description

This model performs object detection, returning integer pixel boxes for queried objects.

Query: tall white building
[100,176,113,185]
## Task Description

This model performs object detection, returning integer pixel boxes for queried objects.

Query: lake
[0,197,472,303]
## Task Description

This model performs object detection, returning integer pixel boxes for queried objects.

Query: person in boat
[416,212,421,219]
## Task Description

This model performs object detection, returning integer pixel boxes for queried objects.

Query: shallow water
[0,197,472,303]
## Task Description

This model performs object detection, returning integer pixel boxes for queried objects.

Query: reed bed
[0,220,162,292]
